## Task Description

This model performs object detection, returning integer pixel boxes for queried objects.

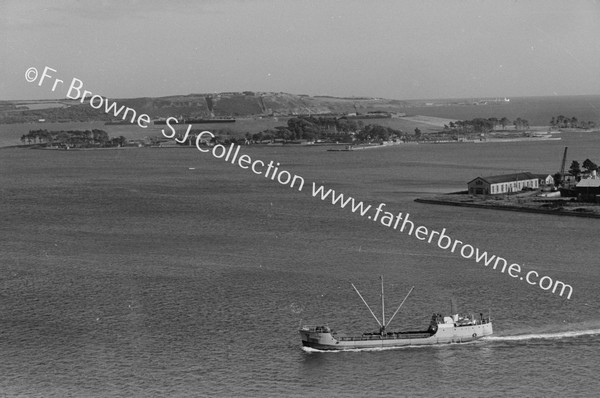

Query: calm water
[2,104,600,396]
[403,95,600,126]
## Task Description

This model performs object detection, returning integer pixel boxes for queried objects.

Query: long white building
[467,172,539,195]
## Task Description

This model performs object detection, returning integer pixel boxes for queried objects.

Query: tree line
[20,129,127,148]
[443,117,530,134]
[237,116,407,144]
[550,115,596,130]
[181,115,537,146]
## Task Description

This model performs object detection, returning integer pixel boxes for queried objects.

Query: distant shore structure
[153,117,235,125]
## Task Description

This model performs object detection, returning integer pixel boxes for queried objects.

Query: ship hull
[300,322,493,350]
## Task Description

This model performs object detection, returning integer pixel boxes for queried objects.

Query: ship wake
[483,328,600,342]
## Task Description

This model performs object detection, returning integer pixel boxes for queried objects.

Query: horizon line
[4,92,600,103]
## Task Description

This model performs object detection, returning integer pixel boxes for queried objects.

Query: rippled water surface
[1,126,600,396]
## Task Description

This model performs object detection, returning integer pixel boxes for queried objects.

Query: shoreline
[0,134,567,151]
[415,196,600,219]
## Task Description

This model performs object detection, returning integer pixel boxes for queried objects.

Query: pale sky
[2,0,599,100]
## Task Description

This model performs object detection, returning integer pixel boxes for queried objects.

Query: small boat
[299,276,493,350]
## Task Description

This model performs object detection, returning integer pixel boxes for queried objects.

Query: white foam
[483,329,600,342]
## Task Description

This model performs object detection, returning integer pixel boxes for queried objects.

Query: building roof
[468,172,536,185]
[530,173,553,179]
[576,178,600,188]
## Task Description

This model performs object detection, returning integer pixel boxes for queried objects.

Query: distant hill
[0,92,414,123]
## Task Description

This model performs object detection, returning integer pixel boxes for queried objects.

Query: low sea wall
[414,198,600,219]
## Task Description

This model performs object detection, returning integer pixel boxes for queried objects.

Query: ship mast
[351,283,382,329]
[352,277,414,335]
[381,276,386,333]
[385,286,414,329]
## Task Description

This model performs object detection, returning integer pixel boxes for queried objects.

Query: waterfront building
[467,172,539,195]
[532,174,555,187]
[575,172,600,202]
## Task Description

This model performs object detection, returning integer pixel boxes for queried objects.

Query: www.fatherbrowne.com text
[26,66,574,299]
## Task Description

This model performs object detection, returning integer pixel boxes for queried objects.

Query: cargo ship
[299,277,493,350]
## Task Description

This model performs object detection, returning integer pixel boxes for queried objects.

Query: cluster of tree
[568,158,598,177]
[552,158,598,187]
[512,117,530,130]
[234,116,405,144]
[354,124,402,142]
[20,129,126,147]
[550,115,596,130]
[443,117,529,134]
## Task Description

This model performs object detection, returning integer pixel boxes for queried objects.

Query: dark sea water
[403,95,600,126]
[2,97,600,397]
